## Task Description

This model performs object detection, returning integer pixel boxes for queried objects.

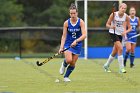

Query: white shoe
[64,77,71,82]
[103,65,111,72]
[119,68,126,73]
[59,62,66,75]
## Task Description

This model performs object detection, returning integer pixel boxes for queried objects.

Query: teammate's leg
[124,42,131,66]
[130,52,135,67]
[103,45,117,72]
[130,43,136,68]
[104,34,118,72]
[104,45,117,67]
[115,41,126,73]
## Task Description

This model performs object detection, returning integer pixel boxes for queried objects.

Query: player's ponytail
[69,3,78,12]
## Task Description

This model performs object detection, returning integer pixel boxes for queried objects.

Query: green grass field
[0,58,140,93]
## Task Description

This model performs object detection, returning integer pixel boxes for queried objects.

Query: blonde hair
[119,3,127,9]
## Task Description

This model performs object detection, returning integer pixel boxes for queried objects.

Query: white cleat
[103,65,111,73]
[59,62,66,75]
[64,77,71,82]
[119,68,126,73]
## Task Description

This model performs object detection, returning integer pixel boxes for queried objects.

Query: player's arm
[77,19,87,42]
[59,20,68,53]
[137,17,140,33]
[106,13,115,29]
[122,15,132,36]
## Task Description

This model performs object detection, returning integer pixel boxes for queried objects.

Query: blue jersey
[127,16,138,43]
[64,18,82,54]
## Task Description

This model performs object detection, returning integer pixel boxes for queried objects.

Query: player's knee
[127,48,131,52]
[130,52,135,57]
[119,48,123,52]
[131,50,135,53]
[69,62,75,66]
[118,48,123,54]
[66,59,73,64]
[111,53,117,57]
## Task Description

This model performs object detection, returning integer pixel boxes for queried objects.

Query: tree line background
[1,0,140,27]
[0,0,140,55]
[0,0,74,27]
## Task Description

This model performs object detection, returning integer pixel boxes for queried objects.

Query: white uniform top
[109,11,127,35]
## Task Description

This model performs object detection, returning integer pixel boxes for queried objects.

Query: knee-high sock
[64,65,75,78]
[118,55,124,69]
[63,59,68,67]
[130,53,135,64]
[124,52,129,64]
[104,55,114,67]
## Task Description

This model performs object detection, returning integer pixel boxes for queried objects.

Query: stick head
[36,61,43,66]
[112,3,116,12]
[113,3,116,7]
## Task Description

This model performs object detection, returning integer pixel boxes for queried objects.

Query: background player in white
[104,3,132,73]
[124,7,140,68]
[59,3,86,82]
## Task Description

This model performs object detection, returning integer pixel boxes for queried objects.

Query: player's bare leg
[104,45,117,72]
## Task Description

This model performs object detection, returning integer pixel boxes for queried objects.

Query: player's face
[119,4,127,14]
[69,9,78,19]
[129,8,136,17]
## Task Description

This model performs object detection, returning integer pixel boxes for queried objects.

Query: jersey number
[116,23,121,27]
[72,32,76,38]
[132,26,136,30]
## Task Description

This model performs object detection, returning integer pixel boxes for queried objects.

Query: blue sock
[64,65,75,78]
[124,52,129,63]
[63,59,68,67]
[130,53,135,64]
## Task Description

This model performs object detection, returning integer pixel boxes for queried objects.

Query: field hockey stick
[112,3,116,19]
[112,3,116,34]
[36,47,70,66]
[128,33,140,40]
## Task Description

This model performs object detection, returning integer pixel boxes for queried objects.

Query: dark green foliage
[0,0,25,27]
[17,0,74,26]
[0,1,140,55]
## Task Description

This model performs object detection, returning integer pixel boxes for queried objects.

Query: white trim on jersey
[129,16,138,22]
[70,17,79,27]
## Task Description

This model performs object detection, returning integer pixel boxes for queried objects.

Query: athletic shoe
[130,64,134,68]
[103,65,111,72]
[64,77,71,82]
[120,68,126,73]
[59,62,66,75]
